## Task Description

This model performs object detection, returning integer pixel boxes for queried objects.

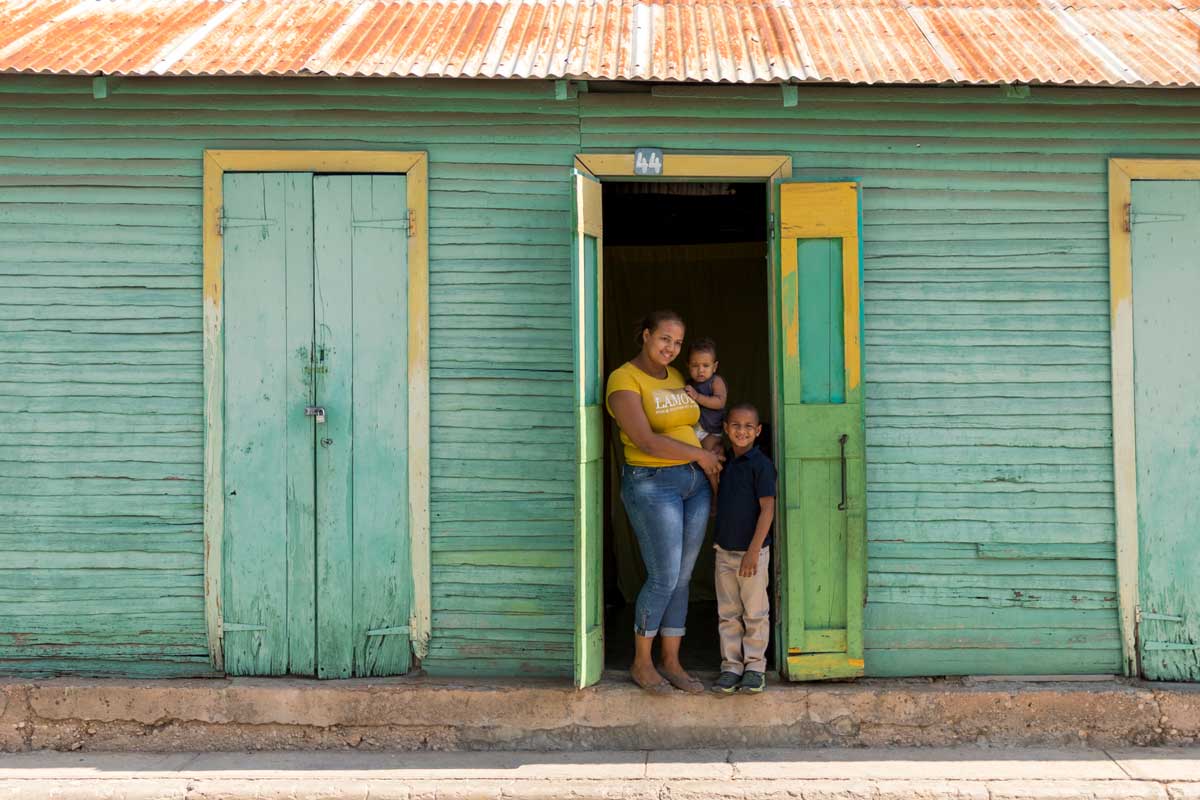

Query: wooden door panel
[313,174,412,678]
[347,174,412,677]
[1132,180,1200,681]
[777,181,867,681]
[573,170,604,689]
[222,171,315,676]
[313,175,356,679]
[223,171,413,679]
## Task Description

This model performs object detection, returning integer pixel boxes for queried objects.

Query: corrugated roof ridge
[1040,0,1144,83]
[1,0,1198,87]
[151,0,244,74]
[901,1,967,82]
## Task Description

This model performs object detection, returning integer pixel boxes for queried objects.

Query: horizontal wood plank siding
[0,77,577,677]
[2,76,1199,678]
[580,85,1200,677]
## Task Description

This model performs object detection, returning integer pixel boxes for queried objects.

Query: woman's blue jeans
[620,462,712,638]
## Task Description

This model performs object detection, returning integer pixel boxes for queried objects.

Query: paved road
[1,746,1198,798]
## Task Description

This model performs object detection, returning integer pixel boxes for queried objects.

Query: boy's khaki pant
[714,545,770,675]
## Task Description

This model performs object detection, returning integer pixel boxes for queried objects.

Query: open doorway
[600,180,775,673]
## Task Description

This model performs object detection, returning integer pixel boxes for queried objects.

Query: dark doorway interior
[601,180,775,674]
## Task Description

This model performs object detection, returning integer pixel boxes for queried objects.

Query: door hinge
[1136,606,1185,624]
[365,625,410,637]
[353,218,409,230]
[409,209,416,237]
[1122,203,1131,233]
[1142,641,1200,651]
[221,622,268,635]
[218,208,277,236]
[1129,211,1186,227]
[768,212,776,241]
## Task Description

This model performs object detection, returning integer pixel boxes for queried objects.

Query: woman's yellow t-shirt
[605,362,701,467]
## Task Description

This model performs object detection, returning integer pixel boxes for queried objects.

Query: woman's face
[642,320,685,368]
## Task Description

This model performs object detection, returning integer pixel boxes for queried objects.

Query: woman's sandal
[632,675,675,695]
[631,667,675,695]
[661,669,705,694]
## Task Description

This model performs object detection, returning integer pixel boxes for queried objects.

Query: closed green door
[222,172,412,678]
[776,181,868,681]
[1131,180,1200,681]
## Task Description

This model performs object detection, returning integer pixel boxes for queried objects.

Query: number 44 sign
[634,148,664,176]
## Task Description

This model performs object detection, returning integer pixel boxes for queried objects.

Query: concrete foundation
[2,675,1199,753]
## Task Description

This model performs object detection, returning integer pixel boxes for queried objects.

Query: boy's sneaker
[738,671,766,693]
[711,671,741,695]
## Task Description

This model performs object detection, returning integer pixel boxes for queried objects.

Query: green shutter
[222,172,316,675]
[573,170,604,689]
[776,181,868,681]
[1132,179,1200,682]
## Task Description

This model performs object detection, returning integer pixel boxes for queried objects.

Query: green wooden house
[1,0,1199,686]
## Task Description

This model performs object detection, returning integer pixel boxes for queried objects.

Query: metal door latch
[305,406,326,424]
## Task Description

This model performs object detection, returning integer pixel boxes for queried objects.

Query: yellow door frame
[573,152,792,672]
[1108,158,1200,676]
[201,150,430,672]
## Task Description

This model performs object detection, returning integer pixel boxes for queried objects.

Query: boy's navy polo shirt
[714,445,777,551]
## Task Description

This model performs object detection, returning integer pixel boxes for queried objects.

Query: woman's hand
[697,448,723,477]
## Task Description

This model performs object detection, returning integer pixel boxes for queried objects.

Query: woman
[606,310,723,694]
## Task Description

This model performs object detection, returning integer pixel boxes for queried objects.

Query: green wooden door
[1131,180,1200,681]
[776,181,868,681]
[573,170,604,688]
[222,172,412,678]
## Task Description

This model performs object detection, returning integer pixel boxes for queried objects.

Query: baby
[684,337,727,456]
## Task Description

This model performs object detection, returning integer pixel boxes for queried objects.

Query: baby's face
[688,352,717,383]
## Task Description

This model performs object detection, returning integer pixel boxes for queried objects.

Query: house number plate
[634,148,663,176]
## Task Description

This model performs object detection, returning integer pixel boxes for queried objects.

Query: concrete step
[4,675,1200,752]
[2,747,1199,800]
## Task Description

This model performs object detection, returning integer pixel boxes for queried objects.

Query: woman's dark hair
[687,337,717,360]
[635,309,684,348]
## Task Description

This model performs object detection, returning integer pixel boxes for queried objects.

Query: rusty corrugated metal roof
[1,0,1198,87]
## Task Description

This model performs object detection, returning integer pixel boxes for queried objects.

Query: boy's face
[724,408,761,450]
[687,350,717,383]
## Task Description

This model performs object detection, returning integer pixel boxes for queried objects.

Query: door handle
[305,406,326,424]
[837,434,848,511]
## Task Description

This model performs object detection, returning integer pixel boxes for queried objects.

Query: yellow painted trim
[842,233,862,393]
[201,151,224,671]
[1108,157,1200,677]
[201,150,431,671]
[575,153,791,179]
[572,151,794,677]
[779,182,858,239]
[404,155,432,661]
[786,652,865,680]
[207,150,425,174]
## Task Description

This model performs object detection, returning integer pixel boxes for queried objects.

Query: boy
[710,402,776,695]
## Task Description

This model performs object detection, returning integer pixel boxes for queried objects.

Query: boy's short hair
[687,337,718,359]
[726,402,760,423]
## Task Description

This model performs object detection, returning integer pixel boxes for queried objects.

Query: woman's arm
[609,390,721,473]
